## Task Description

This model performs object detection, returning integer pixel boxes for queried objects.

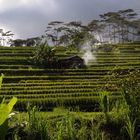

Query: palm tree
[118,9,138,43]
[45,21,64,46]
[88,20,105,42]
[0,30,14,46]
[99,9,138,43]
[32,43,55,66]
[130,19,140,41]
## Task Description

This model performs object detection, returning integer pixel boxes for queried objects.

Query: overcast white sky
[0,0,140,39]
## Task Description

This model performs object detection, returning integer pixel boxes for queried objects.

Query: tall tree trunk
[108,24,111,43]
[113,25,116,43]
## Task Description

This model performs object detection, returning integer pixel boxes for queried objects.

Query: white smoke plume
[81,41,96,65]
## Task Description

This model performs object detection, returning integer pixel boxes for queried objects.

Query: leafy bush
[30,43,56,67]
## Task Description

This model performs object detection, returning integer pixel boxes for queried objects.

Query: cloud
[0,0,139,39]
[0,7,48,38]
[0,0,59,13]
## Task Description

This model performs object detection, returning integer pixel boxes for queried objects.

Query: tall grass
[99,91,109,113]
[0,73,4,89]
[56,112,78,140]
[26,104,50,140]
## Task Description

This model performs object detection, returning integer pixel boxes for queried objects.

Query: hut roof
[66,55,83,61]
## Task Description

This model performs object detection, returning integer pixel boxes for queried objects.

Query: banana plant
[0,97,17,140]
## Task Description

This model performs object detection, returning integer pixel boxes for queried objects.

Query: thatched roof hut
[58,55,85,68]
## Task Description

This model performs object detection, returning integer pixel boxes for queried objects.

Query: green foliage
[56,113,78,140]
[31,43,56,66]
[120,70,140,121]
[0,97,17,140]
[121,115,135,140]
[0,97,17,126]
[26,104,50,140]
[99,91,109,113]
[0,73,4,89]
[118,70,140,140]
[70,30,95,49]
[0,40,140,139]
[91,121,102,140]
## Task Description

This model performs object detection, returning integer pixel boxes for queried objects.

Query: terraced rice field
[0,43,140,111]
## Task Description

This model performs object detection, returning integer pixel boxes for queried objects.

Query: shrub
[30,43,56,67]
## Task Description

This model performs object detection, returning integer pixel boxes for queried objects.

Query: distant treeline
[1,9,140,47]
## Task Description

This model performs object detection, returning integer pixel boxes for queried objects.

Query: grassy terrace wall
[0,44,140,111]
